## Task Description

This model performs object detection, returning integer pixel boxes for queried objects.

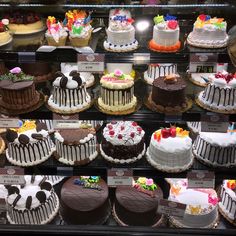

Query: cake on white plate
[104,9,138,52]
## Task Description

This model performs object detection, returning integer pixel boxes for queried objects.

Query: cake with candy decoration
[113,177,163,226]
[100,121,145,164]
[104,9,138,52]
[197,71,236,113]
[149,14,181,52]
[5,120,55,167]
[0,18,12,46]
[187,15,228,48]
[60,176,110,225]
[6,175,59,225]
[146,127,193,172]
[168,179,219,228]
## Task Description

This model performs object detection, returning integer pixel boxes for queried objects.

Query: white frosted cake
[168,179,219,228]
[187,14,228,48]
[187,122,201,134]
[104,9,138,52]
[197,71,236,113]
[106,63,134,76]
[146,127,193,172]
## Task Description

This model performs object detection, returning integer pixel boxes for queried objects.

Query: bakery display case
[0,0,236,235]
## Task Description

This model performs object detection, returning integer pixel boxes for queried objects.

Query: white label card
[107,168,133,187]
[0,118,19,128]
[78,54,104,72]
[187,171,215,189]
[0,167,25,185]
[201,122,229,133]
[53,114,81,129]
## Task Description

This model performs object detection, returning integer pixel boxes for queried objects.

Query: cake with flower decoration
[47,71,91,114]
[98,69,137,114]
[168,179,219,228]
[146,127,193,172]
[106,63,135,79]
[45,16,68,46]
[219,180,236,224]
[187,15,228,48]
[114,177,163,226]
[64,10,92,47]
[0,18,12,46]
[104,9,138,52]
[197,71,236,113]
[60,176,110,225]
[5,120,55,167]
[149,14,181,52]
[100,121,145,164]
[0,67,41,112]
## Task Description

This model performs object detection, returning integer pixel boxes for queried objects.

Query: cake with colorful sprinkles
[187,15,228,48]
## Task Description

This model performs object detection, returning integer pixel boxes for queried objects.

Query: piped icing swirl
[209,71,236,88]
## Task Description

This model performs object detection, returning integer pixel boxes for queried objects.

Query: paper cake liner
[69,31,91,47]
[46,35,67,47]
[0,137,5,155]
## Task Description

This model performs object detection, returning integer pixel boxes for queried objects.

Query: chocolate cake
[60,176,110,225]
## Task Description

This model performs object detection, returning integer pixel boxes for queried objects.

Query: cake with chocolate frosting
[114,177,163,226]
[6,175,59,224]
[60,176,110,225]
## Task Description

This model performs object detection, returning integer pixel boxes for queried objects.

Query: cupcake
[45,16,67,46]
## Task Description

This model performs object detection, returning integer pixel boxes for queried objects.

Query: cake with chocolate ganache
[6,175,59,225]
[114,177,163,226]
[100,121,145,164]
[60,176,110,225]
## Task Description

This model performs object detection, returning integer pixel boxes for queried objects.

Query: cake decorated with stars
[100,121,145,164]
[114,177,163,226]
[187,15,228,48]
[146,127,193,172]
[47,71,91,114]
[149,14,181,52]
[5,120,55,167]
[60,176,110,225]
[0,18,12,46]
[168,179,219,228]
[98,69,137,114]
[104,9,138,52]
[197,71,236,113]
[6,175,59,225]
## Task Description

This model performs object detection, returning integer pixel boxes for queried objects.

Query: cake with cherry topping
[0,18,12,46]
[100,121,145,164]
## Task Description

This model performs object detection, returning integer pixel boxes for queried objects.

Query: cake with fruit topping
[168,179,219,228]
[47,71,91,114]
[6,175,59,225]
[114,177,163,226]
[197,71,236,113]
[98,69,137,114]
[219,180,236,224]
[146,127,193,172]
[104,9,138,52]
[5,120,55,167]
[100,121,145,164]
[187,15,228,48]
[149,14,181,52]
[0,18,12,46]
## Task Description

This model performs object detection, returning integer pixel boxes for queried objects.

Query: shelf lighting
[136,20,150,32]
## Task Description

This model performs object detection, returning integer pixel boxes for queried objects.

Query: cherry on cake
[100,121,145,164]
[187,15,228,48]
[0,18,12,46]
[146,127,193,172]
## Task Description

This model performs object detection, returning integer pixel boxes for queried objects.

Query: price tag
[0,167,25,185]
[0,199,6,224]
[78,54,104,72]
[133,53,150,65]
[53,114,80,129]
[157,199,186,218]
[187,171,215,189]
[0,117,19,128]
[201,122,229,133]
[107,168,133,187]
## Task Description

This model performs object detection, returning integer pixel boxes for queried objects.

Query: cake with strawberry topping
[197,71,236,113]
[149,14,181,52]
[146,127,193,172]
[100,121,145,164]
[0,18,12,46]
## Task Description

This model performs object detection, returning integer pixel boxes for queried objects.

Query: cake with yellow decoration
[5,120,55,167]
[187,15,228,48]
[168,179,219,228]
[0,18,12,46]
[146,127,193,172]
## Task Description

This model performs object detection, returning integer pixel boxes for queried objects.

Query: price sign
[0,167,25,185]
[0,117,19,128]
[78,54,104,72]
[107,168,133,187]
[157,199,186,218]
[53,114,80,129]
[187,171,215,189]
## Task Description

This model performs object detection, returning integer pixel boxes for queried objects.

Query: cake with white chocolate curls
[6,175,59,225]
[6,120,55,167]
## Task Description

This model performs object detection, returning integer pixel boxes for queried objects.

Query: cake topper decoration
[18,134,30,145]
[154,14,178,30]
[164,74,178,84]
[133,177,157,197]
[0,67,34,82]
[195,15,226,29]
[164,14,177,21]
[74,176,102,191]
[36,191,47,203]
[0,18,9,32]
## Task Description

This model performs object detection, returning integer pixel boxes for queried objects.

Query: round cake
[54,127,98,166]
[6,175,59,225]
[146,127,193,172]
[100,121,145,164]
[0,18,12,46]
[114,177,163,226]
[0,136,5,155]
[60,176,110,225]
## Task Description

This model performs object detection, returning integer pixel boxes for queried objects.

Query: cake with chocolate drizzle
[6,175,59,225]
